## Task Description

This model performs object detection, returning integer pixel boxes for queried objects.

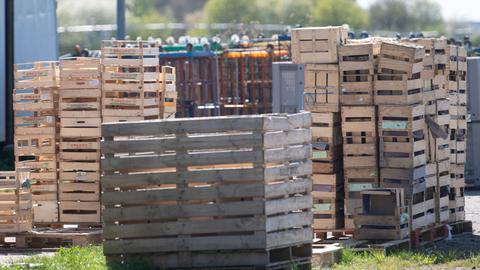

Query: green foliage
[311,0,368,30]
[2,245,106,270]
[204,0,258,24]
[369,0,444,33]
[325,248,480,270]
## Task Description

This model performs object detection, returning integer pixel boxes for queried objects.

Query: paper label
[382,120,407,129]
[313,203,331,211]
[312,151,328,159]
[348,183,374,192]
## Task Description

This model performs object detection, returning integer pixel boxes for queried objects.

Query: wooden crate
[101,40,160,123]
[448,162,465,223]
[404,39,434,79]
[101,113,313,269]
[341,106,377,168]
[13,88,57,135]
[437,160,450,223]
[59,58,101,118]
[409,186,436,231]
[311,112,342,174]
[291,26,347,64]
[0,172,32,233]
[339,43,378,105]
[378,42,424,78]
[354,188,409,240]
[433,74,447,99]
[304,64,340,112]
[344,168,378,229]
[378,105,426,168]
[312,174,344,230]
[374,73,423,105]
[159,66,177,119]
[14,61,59,89]
[379,166,427,199]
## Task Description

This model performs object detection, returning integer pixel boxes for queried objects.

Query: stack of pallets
[101,113,313,269]
[58,58,101,226]
[13,61,59,224]
[101,40,160,123]
[159,65,177,119]
[449,46,467,222]
[339,42,379,229]
[293,26,347,236]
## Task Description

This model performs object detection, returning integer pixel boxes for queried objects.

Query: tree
[410,0,445,32]
[204,0,258,24]
[277,0,313,26]
[369,0,409,32]
[311,0,368,30]
[369,0,445,33]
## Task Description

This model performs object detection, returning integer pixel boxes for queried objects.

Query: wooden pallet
[378,105,426,168]
[342,106,377,168]
[303,64,340,112]
[291,26,347,64]
[339,43,378,105]
[0,228,101,249]
[410,222,447,248]
[101,40,160,122]
[101,113,313,269]
[350,238,410,253]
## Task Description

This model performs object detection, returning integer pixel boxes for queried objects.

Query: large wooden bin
[101,113,313,269]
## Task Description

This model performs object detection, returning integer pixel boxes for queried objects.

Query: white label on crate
[313,203,331,211]
[382,120,407,129]
[46,116,54,123]
[40,93,51,100]
[312,151,328,159]
[88,80,99,87]
[76,171,87,181]
[349,183,374,192]
[4,237,16,243]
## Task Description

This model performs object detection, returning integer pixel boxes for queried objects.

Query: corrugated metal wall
[14,0,58,63]
[0,0,5,142]
[0,0,57,143]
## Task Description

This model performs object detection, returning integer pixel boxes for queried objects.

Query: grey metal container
[466,57,480,186]
[272,62,304,113]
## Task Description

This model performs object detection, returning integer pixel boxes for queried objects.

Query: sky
[358,0,480,22]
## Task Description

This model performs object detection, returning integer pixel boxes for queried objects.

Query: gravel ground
[420,189,480,255]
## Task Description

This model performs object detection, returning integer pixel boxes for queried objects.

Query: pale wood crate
[101,40,160,122]
[101,113,313,269]
[378,105,426,169]
[312,173,344,231]
[311,112,342,174]
[0,172,33,233]
[354,188,409,240]
[291,26,347,64]
[303,64,340,112]
[159,66,177,119]
[378,42,425,78]
[341,106,377,169]
[339,43,378,105]
[374,74,423,105]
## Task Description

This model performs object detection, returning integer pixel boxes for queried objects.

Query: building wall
[14,0,58,63]
[0,0,57,143]
[0,0,6,142]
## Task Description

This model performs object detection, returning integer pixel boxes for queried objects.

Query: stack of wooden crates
[13,62,59,224]
[58,58,102,225]
[292,26,468,240]
[293,27,347,234]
